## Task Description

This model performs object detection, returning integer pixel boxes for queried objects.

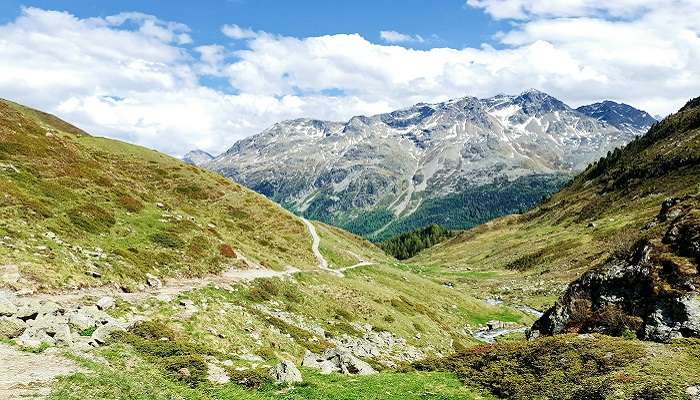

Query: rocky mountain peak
[576,100,657,134]
[183,149,214,166]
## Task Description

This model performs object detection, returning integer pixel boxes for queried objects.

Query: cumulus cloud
[379,30,425,44]
[221,24,259,40]
[0,4,698,156]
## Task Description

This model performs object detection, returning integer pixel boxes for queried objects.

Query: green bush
[226,368,272,389]
[160,354,207,387]
[67,204,115,233]
[150,232,184,249]
[117,194,144,212]
[415,334,645,400]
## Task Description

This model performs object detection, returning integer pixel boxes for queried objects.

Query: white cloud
[379,30,425,44]
[0,5,698,157]
[465,0,670,20]
[221,24,258,40]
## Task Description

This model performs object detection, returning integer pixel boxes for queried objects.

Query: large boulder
[269,360,303,384]
[302,347,377,376]
[0,296,17,316]
[531,197,700,341]
[96,296,115,311]
[0,316,26,338]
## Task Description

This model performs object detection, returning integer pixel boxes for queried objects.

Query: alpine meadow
[0,2,699,400]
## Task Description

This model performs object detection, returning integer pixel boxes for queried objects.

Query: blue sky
[0,1,697,155]
[0,0,505,50]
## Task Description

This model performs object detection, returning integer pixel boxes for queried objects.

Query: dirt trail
[301,218,343,276]
[0,345,83,400]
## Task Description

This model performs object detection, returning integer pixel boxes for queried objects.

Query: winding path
[301,218,343,276]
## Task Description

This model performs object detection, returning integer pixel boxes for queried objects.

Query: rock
[0,264,20,285]
[269,360,303,384]
[96,296,115,311]
[37,301,62,316]
[178,367,191,379]
[687,386,700,400]
[69,310,97,332]
[303,347,377,376]
[14,300,41,321]
[91,322,125,344]
[146,273,162,288]
[587,222,596,228]
[53,323,73,346]
[0,316,26,338]
[16,326,55,348]
[0,297,17,316]
[207,362,230,384]
[532,197,700,341]
[29,314,68,335]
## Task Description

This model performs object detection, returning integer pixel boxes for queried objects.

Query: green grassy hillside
[0,99,324,291]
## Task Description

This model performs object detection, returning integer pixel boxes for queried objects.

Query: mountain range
[200,90,656,240]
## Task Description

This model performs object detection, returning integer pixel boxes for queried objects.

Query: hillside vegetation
[381,224,455,260]
[0,99,321,291]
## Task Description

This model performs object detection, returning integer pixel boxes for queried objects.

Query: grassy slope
[0,99,320,291]
[411,99,700,308]
[0,99,532,397]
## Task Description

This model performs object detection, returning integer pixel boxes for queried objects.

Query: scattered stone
[0,264,21,285]
[687,386,700,400]
[0,316,27,338]
[0,297,18,316]
[178,367,191,379]
[587,222,596,228]
[85,269,102,278]
[96,296,115,311]
[269,360,303,384]
[146,273,162,289]
[207,362,230,384]
[69,310,97,332]
[91,322,125,344]
[442,281,455,288]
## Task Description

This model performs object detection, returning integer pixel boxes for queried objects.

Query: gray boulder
[69,310,97,332]
[91,321,125,344]
[270,360,303,384]
[96,296,115,311]
[303,347,377,376]
[0,297,17,316]
[687,386,700,400]
[0,316,26,338]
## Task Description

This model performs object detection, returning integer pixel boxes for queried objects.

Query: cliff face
[531,196,700,341]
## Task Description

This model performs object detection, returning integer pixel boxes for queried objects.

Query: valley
[0,96,698,400]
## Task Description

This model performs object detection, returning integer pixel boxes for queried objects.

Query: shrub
[67,204,115,233]
[415,334,645,400]
[128,320,176,341]
[219,244,236,258]
[117,194,144,213]
[247,279,281,302]
[226,368,272,389]
[160,355,207,387]
[150,232,184,249]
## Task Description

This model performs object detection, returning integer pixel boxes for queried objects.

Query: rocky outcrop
[302,347,377,375]
[531,197,700,341]
[269,360,303,384]
[0,293,131,350]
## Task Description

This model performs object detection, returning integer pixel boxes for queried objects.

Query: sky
[0,1,698,156]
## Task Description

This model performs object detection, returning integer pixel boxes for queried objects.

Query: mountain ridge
[203,90,655,240]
